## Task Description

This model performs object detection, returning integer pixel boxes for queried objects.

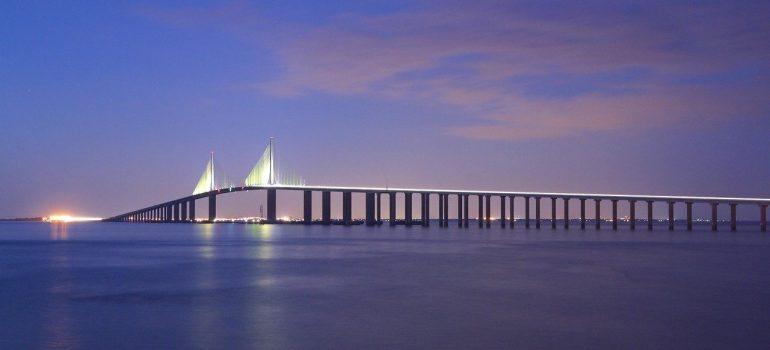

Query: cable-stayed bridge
[105,138,769,232]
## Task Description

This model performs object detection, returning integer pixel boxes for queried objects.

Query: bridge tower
[268,137,275,185]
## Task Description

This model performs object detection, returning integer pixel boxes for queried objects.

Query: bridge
[105,138,769,232]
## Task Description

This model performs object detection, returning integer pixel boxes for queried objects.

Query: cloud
[139,0,770,140]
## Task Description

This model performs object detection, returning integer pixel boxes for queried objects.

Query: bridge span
[103,139,768,232]
[104,184,769,232]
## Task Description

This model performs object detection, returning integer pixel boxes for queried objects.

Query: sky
[1,0,769,220]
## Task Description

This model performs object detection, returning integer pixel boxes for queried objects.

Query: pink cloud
[139,1,770,140]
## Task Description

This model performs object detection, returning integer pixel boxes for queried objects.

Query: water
[1,221,769,349]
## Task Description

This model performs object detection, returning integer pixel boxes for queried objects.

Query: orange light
[45,214,102,222]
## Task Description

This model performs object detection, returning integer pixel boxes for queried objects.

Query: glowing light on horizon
[45,215,102,222]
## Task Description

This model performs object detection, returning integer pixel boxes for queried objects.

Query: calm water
[1,221,769,349]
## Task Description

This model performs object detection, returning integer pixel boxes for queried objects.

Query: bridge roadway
[104,185,769,232]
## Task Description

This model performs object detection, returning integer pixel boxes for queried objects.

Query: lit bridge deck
[105,185,769,232]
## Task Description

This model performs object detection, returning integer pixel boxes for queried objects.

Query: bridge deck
[106,184,770,222]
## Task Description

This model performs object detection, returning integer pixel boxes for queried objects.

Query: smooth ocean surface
[1,221,769,349]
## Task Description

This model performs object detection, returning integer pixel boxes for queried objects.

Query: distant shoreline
[0,217,43,222]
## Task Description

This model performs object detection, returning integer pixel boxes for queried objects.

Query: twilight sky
[1,0,769,219]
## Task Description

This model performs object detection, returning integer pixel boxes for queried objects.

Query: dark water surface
[1,222,769,349]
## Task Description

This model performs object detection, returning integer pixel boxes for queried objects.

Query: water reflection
[49,222,68,240]
[3,222,769,349]
[40,240,78,349]
[249,225,275,260]
[196,224,215,241]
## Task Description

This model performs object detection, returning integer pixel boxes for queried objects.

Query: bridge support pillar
[458,195,463,228]
[181,201,187,222]
[365,192,376,226]
[423,192,430,227]
[389,192,396,226]
[304,190,312,224]
[580,199,586,229]
[647,201,654,230]
[322,191,331,225]
[686,202,693,231]
[267,189,277,223]
[710,203,718,231]
[208,194,216,222]
[463,195,469,228]
[509,196,515,228]
[404,193,412,226]
[376,193,382,225]
[500,196,506,228]
[173,203,180,222]
[438,194,445,227]
[761,205,767,232]
[668,202,675,231]
[612,200,618,230]
[189,200,195,222]
[485,195,491,228]
[629,200,636,230]
[730,203,737,232]
[477,195,484,228]
[595,199,601,229]
[524,196,530,228]
[564,198,569,229]
[343,192,352,226]
[421,193,429,227]
[444,194,449,227]
[551,197,557,229]
[535,197,541,229]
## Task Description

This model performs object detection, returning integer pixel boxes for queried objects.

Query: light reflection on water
[49,222,68,240]
[0,221,769,349]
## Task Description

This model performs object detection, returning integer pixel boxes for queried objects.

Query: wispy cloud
[139,0,770,140]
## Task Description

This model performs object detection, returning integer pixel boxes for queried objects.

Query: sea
[1,221,769,349]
